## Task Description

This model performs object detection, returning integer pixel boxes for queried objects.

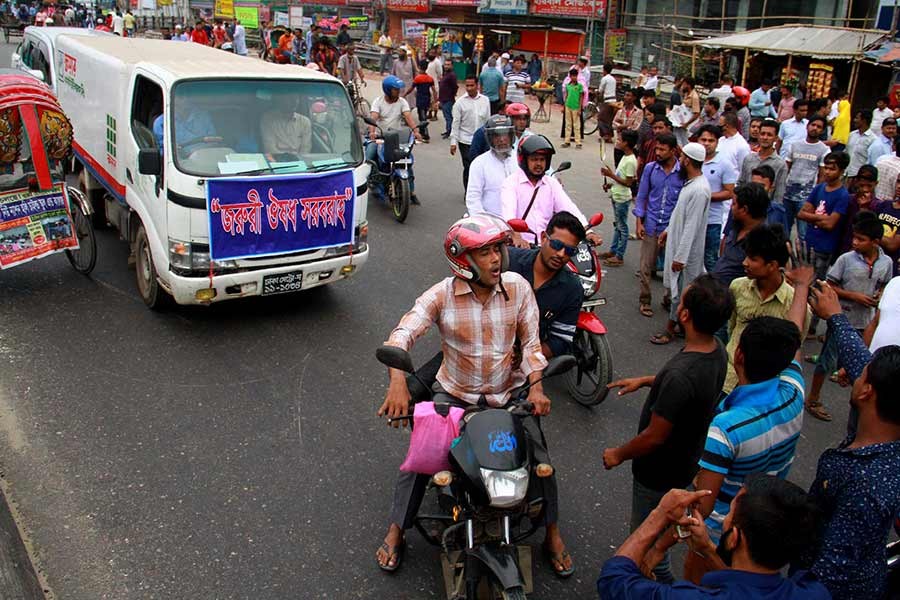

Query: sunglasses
[547,238,578,256]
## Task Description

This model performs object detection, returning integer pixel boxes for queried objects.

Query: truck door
[126,73,166,242]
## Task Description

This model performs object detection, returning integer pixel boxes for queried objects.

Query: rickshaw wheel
[65,194,97,275]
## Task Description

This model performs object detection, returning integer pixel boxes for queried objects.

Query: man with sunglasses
[508,211,586,358]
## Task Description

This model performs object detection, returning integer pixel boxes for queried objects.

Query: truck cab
[54,36,369,307]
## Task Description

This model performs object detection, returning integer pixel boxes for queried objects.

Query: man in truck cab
[152,103,217,156]
[260,93,312,157]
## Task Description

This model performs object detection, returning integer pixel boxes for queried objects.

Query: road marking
[296,352,311,446]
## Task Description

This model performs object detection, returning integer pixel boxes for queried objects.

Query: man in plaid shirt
[375,215,575,577]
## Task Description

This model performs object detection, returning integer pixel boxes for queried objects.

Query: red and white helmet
[504,102,531,129]
[444,214,512,282]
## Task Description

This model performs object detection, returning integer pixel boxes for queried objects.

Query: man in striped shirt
[679,259,815,582]
[503,56,531,106]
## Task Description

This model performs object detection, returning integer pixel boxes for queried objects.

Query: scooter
[376,347,576,600]
[507,209,613,407]
[363,117,415,223]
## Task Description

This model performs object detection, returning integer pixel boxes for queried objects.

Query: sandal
[639,304,654,318]
[804,354,820,365]
[650,331,674,345]
[376,539,406,572]
[543,544,575,578]
[805,402,832,422]
[604,257,624,267]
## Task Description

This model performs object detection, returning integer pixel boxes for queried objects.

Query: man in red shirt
[190,21,209,45]
[212,20,227,48]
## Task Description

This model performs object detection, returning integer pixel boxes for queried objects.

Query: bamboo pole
[543,28,549,78]
[741,47,749,86]
[691,45,696,78]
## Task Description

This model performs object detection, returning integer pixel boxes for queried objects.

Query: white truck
[53,35,369,307]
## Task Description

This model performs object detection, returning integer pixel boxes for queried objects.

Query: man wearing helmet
[466,115,517,216]
[367,75,423,201]
[469,102,533,162]
[376,215,574,577]
[500,134,601,248]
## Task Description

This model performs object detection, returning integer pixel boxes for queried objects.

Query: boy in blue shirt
[797,150,851,335]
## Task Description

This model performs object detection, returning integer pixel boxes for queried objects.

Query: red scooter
[508,212,613,407]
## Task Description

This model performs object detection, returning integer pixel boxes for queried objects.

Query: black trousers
[459,142,472,190]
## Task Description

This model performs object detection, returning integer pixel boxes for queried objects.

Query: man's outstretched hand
[377,372,411,428]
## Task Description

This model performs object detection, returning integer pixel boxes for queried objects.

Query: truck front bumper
[160,248,369,305]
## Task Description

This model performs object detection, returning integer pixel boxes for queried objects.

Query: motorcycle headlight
[580,273,597,298]
[479,467,529,508]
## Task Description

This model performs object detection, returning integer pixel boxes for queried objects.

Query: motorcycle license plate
[582,297,606,308]
[262,270,303,295]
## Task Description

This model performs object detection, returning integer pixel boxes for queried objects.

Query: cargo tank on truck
[53,35,369,308]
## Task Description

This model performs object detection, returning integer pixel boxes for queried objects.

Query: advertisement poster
[403,16,445,39]
[288,5,303,28]
[233,5,258,28]
[347,15,369,30]
[214,0,234,18]
[0,185,78,270]
[477,0,527,15]
[604,28,626,62]
[531,0,605,17]
[274,11,289,26]
[206,171,356,261]
[387,0,429,13]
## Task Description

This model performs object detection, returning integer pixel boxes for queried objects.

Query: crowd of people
[4,1,137,33]
[368,57,900,599]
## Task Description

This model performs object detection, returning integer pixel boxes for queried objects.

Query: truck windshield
[169,79,363,177]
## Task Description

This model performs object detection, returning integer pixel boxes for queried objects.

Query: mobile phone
[675,506,692,539]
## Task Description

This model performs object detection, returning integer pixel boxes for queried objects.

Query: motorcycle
[507,204,613,407]
[363,117,415,223]
[376,346,576,600]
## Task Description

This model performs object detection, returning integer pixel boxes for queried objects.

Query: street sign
[530,0,606,18]
[477,0,527,15]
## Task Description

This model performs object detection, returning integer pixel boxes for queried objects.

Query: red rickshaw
[0,69,95,274]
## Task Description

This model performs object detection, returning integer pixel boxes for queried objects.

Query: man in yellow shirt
[724,225,811,394]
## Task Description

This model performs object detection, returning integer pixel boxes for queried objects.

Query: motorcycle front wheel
[391,177,410,223]
[564,329,613,406]
[500,586,527,600]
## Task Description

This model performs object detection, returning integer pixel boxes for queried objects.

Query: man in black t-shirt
[601,274,734,584]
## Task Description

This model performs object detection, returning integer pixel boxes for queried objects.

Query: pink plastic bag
[399,402,464,475]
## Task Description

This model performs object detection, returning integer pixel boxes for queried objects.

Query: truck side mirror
[27,69,45,82]
[138,148,161,176]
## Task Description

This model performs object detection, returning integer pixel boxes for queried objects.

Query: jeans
[441,100,454,135]
[639,234,660,306]
[378,53,392,74]
[416,106,430,140]
[704,223,721,273]
[783,183,810,242]
[631,479,675,584]
[365,140,415,198]
[610,200,630,259]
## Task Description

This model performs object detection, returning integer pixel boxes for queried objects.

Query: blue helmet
[382,75,405,95]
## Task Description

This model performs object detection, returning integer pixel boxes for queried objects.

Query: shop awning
[864,41,900,63]
[683,25,887,59]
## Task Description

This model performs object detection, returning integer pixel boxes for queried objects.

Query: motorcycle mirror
[507,219,531,234]
[375,346,415,373]
[543,355,577,378]
[556,161,572,173]
[588,212,604,228]
[362,116,378,127]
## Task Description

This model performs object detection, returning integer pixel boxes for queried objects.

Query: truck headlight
[169,240,235,274]
[169,240,192,271]
[479,467,529,508]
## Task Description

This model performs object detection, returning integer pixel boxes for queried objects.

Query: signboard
[388,0,429,12]
[289,5,303,27]
[433,0,479,5]
[477,0,527,15]
[258,5,270,22]
[531,0,605,17]
[403,16,445,38]
[214,0,233,18]
[234,5,258,28]
[604,28,626,62]
[206,171,356,261]
[139,0,156,10]
[347,15,369,30]
[274,10,289,26]
[0,186,78,270]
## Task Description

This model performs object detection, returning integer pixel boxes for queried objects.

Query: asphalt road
[0,41,849,599]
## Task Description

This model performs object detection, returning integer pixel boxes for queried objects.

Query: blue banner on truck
[206,170,355,261]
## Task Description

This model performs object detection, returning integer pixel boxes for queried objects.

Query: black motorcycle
[376,347,575,600]
[364,118,415,223]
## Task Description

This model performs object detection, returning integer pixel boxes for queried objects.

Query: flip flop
[376,540,405,572]
[650,332,674,345]
[543,544,575,578]
[639,304,654,318]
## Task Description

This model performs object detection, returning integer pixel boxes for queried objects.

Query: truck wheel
[134,224,170,309]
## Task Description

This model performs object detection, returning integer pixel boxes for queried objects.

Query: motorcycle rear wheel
[564,329,613,406]
[391,178,410,223]
[500,586,527,600]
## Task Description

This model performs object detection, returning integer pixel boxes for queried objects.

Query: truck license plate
[262,270,303,295]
